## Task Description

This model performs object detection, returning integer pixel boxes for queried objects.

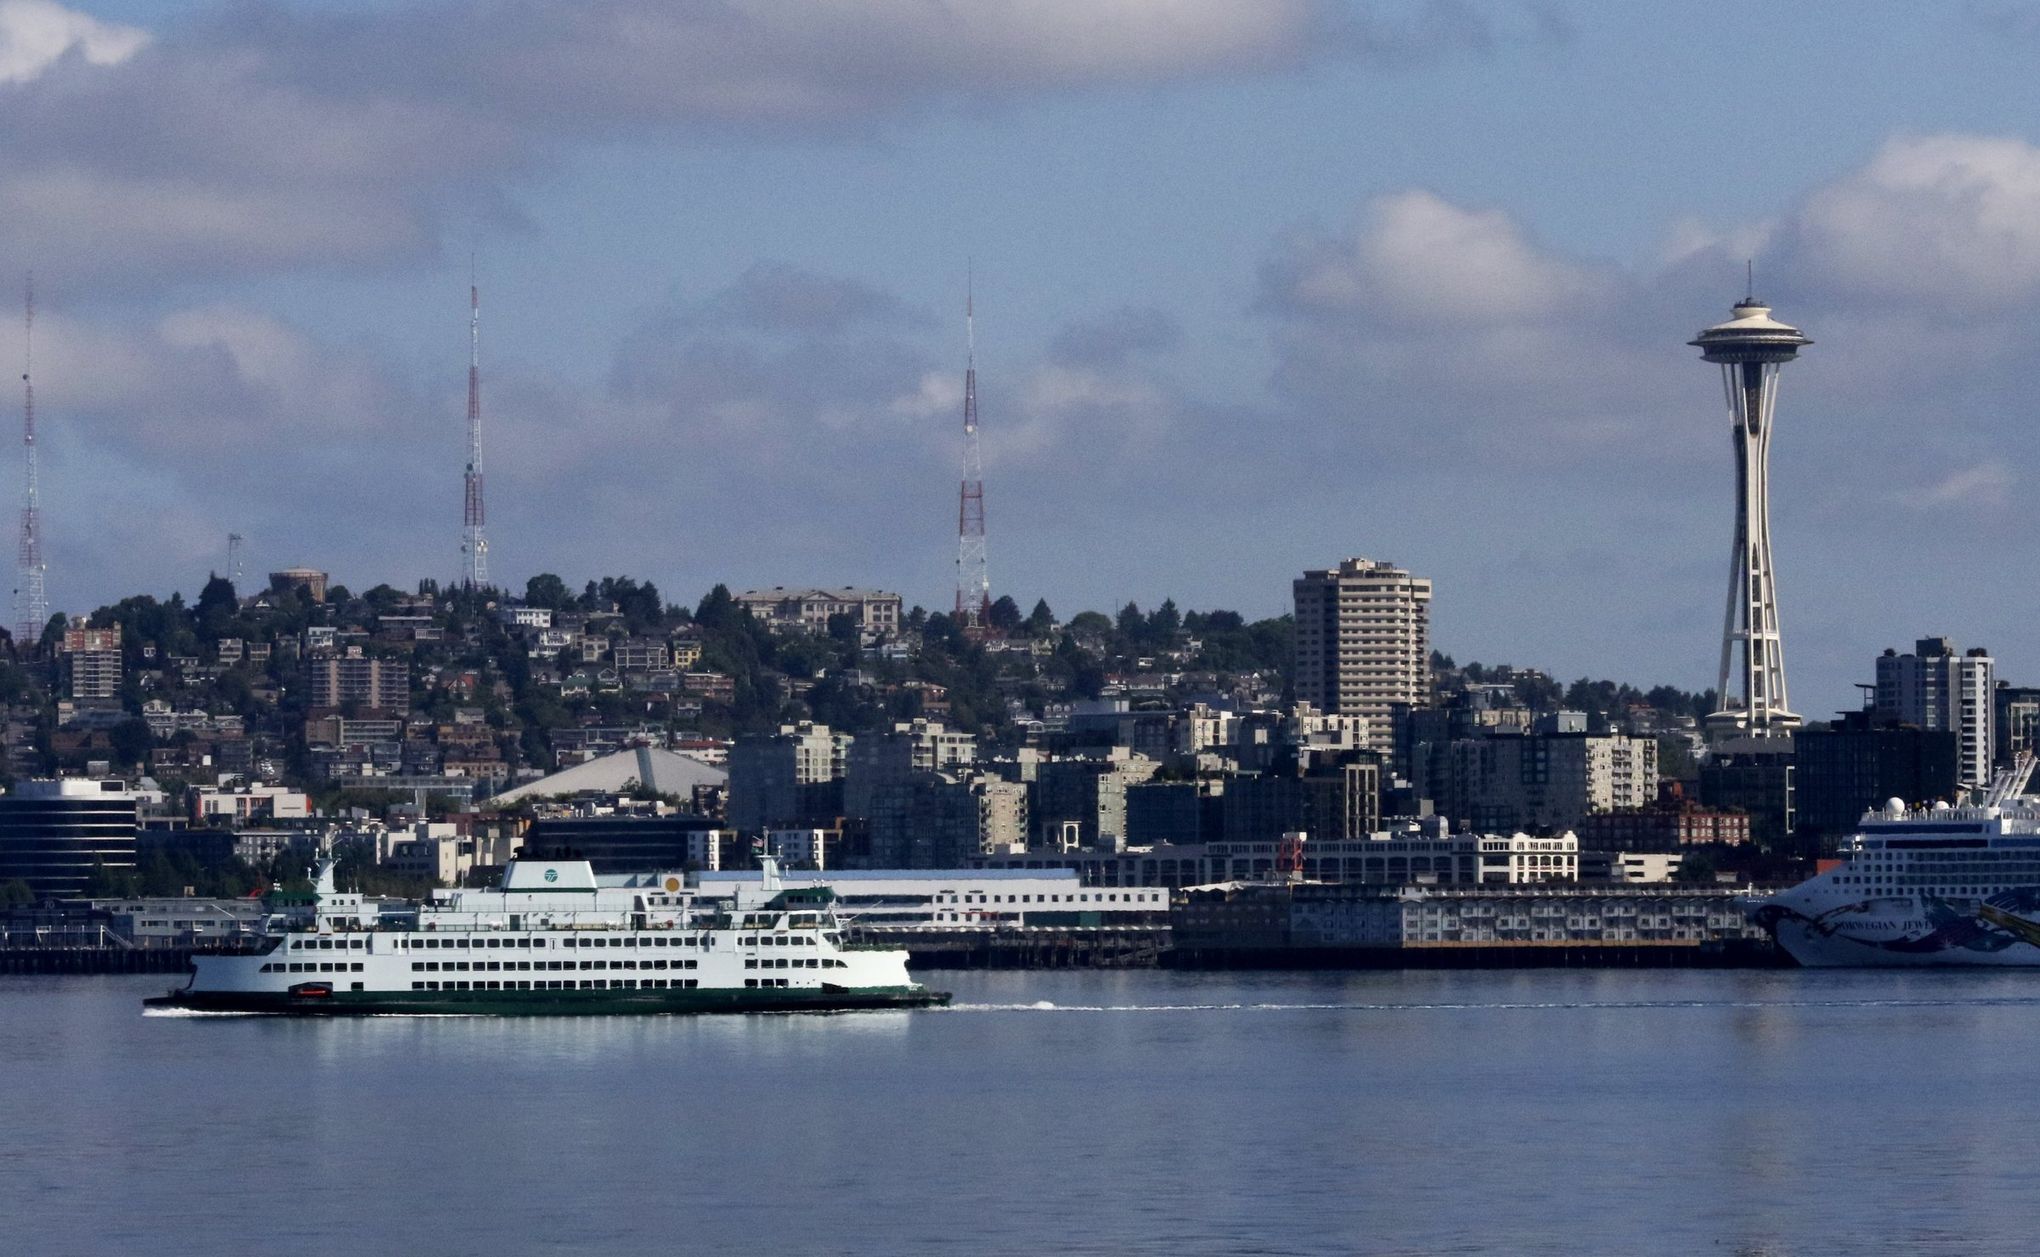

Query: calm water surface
[4,967,2038,1256]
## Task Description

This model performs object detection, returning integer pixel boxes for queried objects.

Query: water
[5,968,2039,1256]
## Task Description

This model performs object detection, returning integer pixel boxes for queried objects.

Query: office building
[0,778,140,899]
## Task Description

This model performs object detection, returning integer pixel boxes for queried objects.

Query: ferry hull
[145,985,951,1016]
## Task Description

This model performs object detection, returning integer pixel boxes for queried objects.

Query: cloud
[1779,134,2040,309]
[0,0,1550,284]
[0,0,145,84]
[1898,460,2015,511]
[1262,190,1612,327]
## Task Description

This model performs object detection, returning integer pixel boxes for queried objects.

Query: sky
[4,0,2040,718]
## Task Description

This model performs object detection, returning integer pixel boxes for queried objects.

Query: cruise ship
[1749,766,2040,966]
[145,856,950,1015]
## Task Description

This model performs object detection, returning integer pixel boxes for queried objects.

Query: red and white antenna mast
[954,271,989,634]
[16,275,46,646]
[460,266,488,589]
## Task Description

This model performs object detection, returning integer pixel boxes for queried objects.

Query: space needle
[1690,289,1811,742]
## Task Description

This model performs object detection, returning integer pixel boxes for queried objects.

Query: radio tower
[227,533,245,588]
[16,275,46,648]
[954,276,989,635]
[1690,276,1811,742]
[460,271,488,590]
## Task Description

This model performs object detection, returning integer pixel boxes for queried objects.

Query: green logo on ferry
[544,869,558,883]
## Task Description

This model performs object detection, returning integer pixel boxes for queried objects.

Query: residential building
[1794,710,1960,846]
[613,638,670,672]
[726,722,852,832]
[1573,782,1751,852]
[193,785,311,823]
[1029,750,1159,851]
[1874,638,1995,787]
[1995,685,2040,768]
[1292,557,1432,750]
[1435,732,1657,834]
[307,647,409,711]
[844,719,977,819]
[1221,758,1382,845]
[62,625,122,701]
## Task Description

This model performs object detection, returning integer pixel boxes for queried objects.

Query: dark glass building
[0,779,140,899]
[523,814,722,874]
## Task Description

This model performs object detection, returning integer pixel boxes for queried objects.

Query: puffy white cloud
[1265,190,1613,327]
[0,0,145,84]
[1784,134,2040,308]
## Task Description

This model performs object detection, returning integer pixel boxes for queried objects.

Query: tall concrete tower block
[1690,296,1811,742]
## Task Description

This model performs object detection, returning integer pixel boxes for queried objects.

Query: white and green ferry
[145,856,949,1015]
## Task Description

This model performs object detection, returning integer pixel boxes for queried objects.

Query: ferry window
[744,959,757,969]
[351,963,363,972]
[746,979,757,988]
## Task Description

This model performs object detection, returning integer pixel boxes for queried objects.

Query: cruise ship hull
[145,984,951,1016]
[1769,914,2040,967]
[1753,893,2040,967]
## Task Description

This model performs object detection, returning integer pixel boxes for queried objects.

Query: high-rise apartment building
[727,721,852,833]
[1293,557,1432,749]
[1874,638,1994,787]
[306,646,409,711]
[844,719,978,819]
[62,625,122,701]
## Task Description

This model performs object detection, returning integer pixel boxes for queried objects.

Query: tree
[108,719,153,768]
[1067,611,1112,640]
[38,612,66,656]
[987,595,1022,632]
[1149,598,1181,644]
[1024,598,1054,635]
[194,575,237,641]
[0,878,32,906]
[694,584,741,631]
[1116,601,1144,640]
[525,573,572,610]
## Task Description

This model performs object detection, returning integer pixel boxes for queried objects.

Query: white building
[766,828,829,870]
[1875,637,1995,787]
[194,785,311,823]
[688,868,1168,928]
[733,587,903,638]
[1292,558,1431,750]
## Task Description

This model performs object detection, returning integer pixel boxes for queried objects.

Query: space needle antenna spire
[16,274,46,648]
[954,264,989,635]
[460,259,488,590]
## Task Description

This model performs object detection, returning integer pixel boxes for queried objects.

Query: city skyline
[4,2,2040,719]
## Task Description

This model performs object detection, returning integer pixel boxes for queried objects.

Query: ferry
[1748,758,2040,966]
[145,855,950,1015]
